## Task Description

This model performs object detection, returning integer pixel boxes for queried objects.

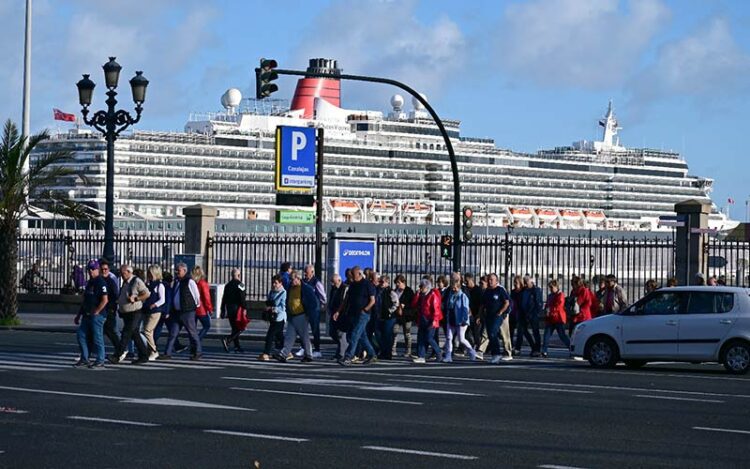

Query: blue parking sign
[275,126,316,191]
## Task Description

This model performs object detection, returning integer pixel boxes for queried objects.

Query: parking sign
[275,126,316,191]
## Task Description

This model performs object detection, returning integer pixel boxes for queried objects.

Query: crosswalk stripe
[0,364,61,372]
[0,359,72,369]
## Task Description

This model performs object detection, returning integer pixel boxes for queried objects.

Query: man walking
[274,271,316,362]
[328,273,349,360]
[336,266,377,366]
[160,262,202,361]
[464,273,486,357]
[516,275,542,357]
[220,268,247,353]
[99,259,121,354]
[479,273,512,363]
[111,264,150,364]
[602,274,628,315]
[74,260,109,368]
[301,264,327,359]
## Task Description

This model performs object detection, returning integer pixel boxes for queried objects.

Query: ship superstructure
[33,58,734,232]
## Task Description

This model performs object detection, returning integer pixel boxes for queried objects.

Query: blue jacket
[267,288,287,323]
[280,271,291,290]
[143,280,167,314]
[442,289,470,326]
[520,286,544,318]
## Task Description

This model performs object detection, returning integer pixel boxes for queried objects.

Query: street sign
[658,214,687,227]
[276,210,315,224]
[275,126,316,191]
[690,227,718,235]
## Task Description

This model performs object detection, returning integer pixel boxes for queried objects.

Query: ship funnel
[290,58,342,119]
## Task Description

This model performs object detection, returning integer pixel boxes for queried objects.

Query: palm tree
[0,119,98,323]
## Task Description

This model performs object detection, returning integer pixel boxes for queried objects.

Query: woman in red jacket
[411,279,443,364]
[542,279,570,357]
[192,266,214,343]
[573,277,594,324]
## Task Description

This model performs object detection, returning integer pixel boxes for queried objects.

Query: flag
[728,197,735,204]
[53,108,76,122]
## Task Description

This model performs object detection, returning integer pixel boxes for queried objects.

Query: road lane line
[67,416,159,427]
[0,364,60,372]
[504,385,593,394]
[539,465,592,469]
[223,377,482,396]
[385,378,463,386]
[693,426,750,435]
[230,387,422,405]
[204,429,308,442]
[634,395,724,403]
[362,445,477,460]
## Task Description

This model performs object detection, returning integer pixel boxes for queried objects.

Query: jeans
[117,311,148,359]
[345,312,375,360]
[486,313,504,357]
[378,317,397,359]
[281,314,312,358]
[77,313,106,363]
[196,314,211,341]
[263,320,285,355]
[542,323,571,354]
[444,324,474,359]
[417,317,442,359]
[515,314,541,352]
[165,310,201,355]
[392,320,413,357]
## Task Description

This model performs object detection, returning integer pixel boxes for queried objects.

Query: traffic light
[462,206,473,241]
[256,58,279,99]
[440,235,453,259]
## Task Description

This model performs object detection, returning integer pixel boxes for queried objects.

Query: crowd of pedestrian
[74,257,660,369]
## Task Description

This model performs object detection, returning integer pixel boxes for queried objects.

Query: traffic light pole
[271,68,463,273]
[315,128,324,280]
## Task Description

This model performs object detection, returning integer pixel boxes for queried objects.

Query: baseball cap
[86,259,100,270]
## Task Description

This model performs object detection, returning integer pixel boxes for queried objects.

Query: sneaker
[73,359,89,368]
[442,356,453,363]
[541,352,548,358]
[351,356,362,364]
[286,353,294,360]
[234,348,245,354]
[530,351,541,358]
[413,357,426,364]
[132,358,149,365]
[294,348,305,358]
[88,361,105,369]
[118,351,128,362]
[475,351,484,360]
[156,354,172,361]
[301,356,313,363]
[501,355,514,362]
[469,351,478,361]
[125,352,134,360]
[490,355,502,364]
[221,337,229,353]
[273,352,287,363]
[338,358,352,366]
[512,349,521,357]
[258,354,271,361]
[148,351,159,361]
[190,353,202,361]
[174,344,187,354]
[362,356,377,365]
[312,351,323,359]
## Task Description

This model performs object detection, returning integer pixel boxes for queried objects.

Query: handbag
[235,306,250,331]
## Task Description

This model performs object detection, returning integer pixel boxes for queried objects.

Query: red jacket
[412,288,443,328]
[545,291,566,325]
[195,278,213,317]
[573,286,593,323]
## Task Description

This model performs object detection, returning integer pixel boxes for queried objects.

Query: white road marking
[539,465,592,469]
[67,416,160,427]
[693,426,750,435]
[386,378,463,386]
[357,385,483,396]
[223,377,482,396]
[0,364,60,372]
[0,408,28,414]
[230,387,422,405]
[634,394,724,403]
[204,429,308,442]
[362,445,478,460]
[504,385,593,394]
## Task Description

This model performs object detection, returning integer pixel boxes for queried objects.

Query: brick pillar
[675,199,711,286]
[183,204,217,277]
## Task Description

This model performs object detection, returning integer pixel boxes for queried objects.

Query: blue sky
[2,0,750,219]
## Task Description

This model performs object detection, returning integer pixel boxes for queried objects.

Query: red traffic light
[260,58,278,70]
[462,207,473,219]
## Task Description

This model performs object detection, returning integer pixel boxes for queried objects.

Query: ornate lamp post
[76,57,148,263]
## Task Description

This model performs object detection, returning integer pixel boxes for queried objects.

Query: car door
[677,291,737,360]
[620,291,686,359]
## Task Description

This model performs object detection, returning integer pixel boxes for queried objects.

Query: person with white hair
[111,264,150,364]
[221,268,247,353]
[300,264,327,358]
[159,262,202,361]
[335,266,377,366]
[479,273,512,363]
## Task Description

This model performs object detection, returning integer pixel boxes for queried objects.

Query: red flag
[53,108,76,122]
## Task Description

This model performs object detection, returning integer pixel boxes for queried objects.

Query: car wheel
[623,360,647,369]
[722,340,750,375]
[586,336,619,368]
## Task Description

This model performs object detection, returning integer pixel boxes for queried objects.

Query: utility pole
[20,0,32,233]
[314,128,324,280]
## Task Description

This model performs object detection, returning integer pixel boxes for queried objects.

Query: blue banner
[338,240,376,276]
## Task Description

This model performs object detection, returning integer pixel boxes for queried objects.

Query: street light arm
[113,107,142,137]
[82,109,108,134]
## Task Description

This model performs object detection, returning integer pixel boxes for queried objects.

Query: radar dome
[390,94,405,110]
[225,88,242,108]
[412,93,427,110]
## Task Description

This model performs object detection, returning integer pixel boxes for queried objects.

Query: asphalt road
[1,330,748,469]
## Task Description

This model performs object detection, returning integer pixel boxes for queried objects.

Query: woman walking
[442,279,476,362]
[391,275,415,358]
[142,265,166,361]
[260,275,287,361]
[220,268,247,353]
[412,279,443,364]
[542,279,570,357]
[193,266,213,344]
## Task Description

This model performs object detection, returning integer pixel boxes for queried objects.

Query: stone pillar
[675,199,711,286]
[183,204,217,277]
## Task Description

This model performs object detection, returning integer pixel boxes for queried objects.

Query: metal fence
[209,233,676,302]
[17,232,184,294]
[704,239,750,287]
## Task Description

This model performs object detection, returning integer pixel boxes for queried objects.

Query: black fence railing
[704,239,750,286]
[17,233,184,294]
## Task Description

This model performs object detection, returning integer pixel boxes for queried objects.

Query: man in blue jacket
[516,275,542,357]
[274,271,317,362]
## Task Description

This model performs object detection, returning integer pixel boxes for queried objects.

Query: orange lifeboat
[330,200,360,214]
[368,200,397,217]
[510,207,533,221]
[402,201,431,217]
[584,210,606,223]
[535,208,558,222]
[561,209,583,221]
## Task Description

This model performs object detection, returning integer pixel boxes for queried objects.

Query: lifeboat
[509,207,533,221]
[535,208,558,222]
[368,199,397,217]
[584,210,606,224]
[330,200,360,214]
[402,201,431,217]
[561,209,583,221]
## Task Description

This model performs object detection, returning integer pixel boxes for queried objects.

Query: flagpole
[20,0,32,234]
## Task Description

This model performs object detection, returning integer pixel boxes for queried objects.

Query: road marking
[504,385,593,394]
[204,429,308,442]
[0,407,28,414]
[693,426,750,435]
[67,416,160,427]
[230,387,422,405]
[634,395,724,403]
[357,385,483,396]
[362,445,478,460]
[385,378,462,386]
[539,465,592,469]
[223,377,482,396]
[0,364,60,372]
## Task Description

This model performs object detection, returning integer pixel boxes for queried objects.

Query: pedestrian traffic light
[256,58,279,99]
[462,206,473,241]
[440,235,453,259]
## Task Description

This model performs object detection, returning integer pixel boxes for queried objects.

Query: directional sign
[658,214,687,227]
[276,210,315,224]
[275,126,316,191]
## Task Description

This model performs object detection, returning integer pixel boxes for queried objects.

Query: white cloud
[494,0,669,88]
[290,0,467,108]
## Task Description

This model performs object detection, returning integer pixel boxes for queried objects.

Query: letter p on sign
[291,131,307,161]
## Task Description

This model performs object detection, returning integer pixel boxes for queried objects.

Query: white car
[570,286,750,374]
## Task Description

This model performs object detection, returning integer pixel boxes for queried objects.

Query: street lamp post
[76,57,149,264]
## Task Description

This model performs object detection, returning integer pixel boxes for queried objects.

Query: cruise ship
[34,58,735,232]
